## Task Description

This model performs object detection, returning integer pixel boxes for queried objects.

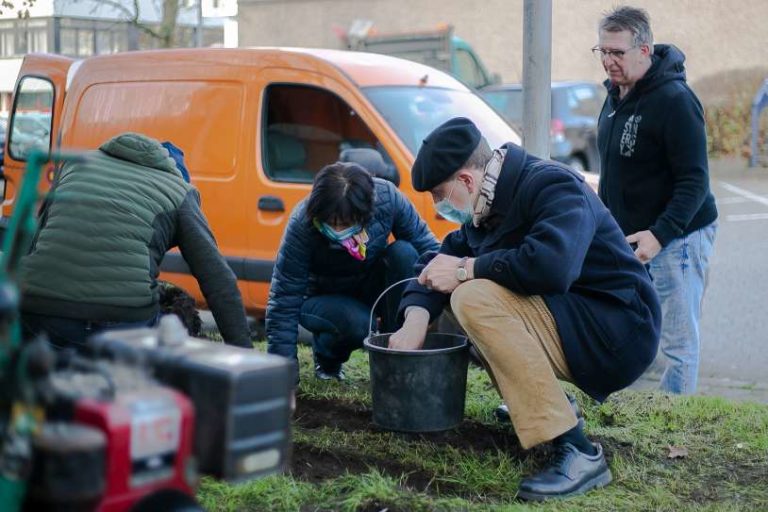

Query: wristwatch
[456,257,469,282]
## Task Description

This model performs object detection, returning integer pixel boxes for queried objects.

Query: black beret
[411,117,482,192]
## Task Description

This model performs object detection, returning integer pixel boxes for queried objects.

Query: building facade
[1,0,237,113]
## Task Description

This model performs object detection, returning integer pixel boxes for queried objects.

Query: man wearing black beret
[390,117,661,500]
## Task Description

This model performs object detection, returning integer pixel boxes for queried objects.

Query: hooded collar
[99,132,183,178]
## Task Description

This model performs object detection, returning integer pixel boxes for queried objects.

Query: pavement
[685,158,768,403]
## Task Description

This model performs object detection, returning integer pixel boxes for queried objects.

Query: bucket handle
[367,277,419,339]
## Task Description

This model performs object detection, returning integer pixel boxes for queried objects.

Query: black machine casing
[88,325,292,482]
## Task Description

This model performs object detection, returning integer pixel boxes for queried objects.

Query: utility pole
[196,0,204,47]
[522,0,552,159]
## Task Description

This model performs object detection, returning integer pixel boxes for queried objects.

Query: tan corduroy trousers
[450,279,578,449]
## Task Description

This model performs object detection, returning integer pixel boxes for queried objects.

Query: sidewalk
[631,372,768,404]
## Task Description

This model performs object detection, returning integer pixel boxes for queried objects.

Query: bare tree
[0,0,37,17]
[2,0,196,49]
[90,0,182,48]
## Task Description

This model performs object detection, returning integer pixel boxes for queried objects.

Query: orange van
[1,48,522,318]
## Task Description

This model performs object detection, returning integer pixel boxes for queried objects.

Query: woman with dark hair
[266,162,440,382]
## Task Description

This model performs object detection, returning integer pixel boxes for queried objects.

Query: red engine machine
[26,355,199,512]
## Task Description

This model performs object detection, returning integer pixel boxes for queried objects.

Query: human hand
[388,307,429,350]
[418,254,465,293]
[626,230,662,263]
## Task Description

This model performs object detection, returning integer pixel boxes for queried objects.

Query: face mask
[314,219,362,242]
[313,219,368,261]
[434,179,473,225]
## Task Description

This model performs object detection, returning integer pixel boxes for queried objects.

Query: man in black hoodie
[595,6,717,394]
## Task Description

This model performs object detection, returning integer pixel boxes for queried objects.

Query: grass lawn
[198,343,768,511]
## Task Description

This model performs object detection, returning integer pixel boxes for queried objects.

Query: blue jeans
[299,240,419,372]
[648,222,717,394]
[22,312,159,351]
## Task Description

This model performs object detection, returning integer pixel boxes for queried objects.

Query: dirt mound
[295,396,527,456]
[290,396,591,499]
[291,442,463,497]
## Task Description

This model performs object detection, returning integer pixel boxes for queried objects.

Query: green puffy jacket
[20,132,250,347]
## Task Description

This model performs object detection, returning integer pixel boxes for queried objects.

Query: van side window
[262,84,398,184]
[8,76,54,161]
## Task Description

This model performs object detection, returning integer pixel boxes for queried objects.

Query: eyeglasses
[591,46,637,61]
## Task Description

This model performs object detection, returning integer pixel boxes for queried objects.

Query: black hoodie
[597,44,717,246]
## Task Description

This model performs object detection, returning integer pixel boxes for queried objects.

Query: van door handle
[258,195,285,212]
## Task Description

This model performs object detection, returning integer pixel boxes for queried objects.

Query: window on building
[0,31,14,57]
[60,28,76,56]
[95,30,110,55]
[112,29,128,52]
[28,28,47,53]
[16,29,28,54]
[77,30,94,56]
[0,19,48,57]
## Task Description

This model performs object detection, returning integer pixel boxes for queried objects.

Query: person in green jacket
[20,132,251,349]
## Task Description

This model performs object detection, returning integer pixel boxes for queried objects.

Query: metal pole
[196,0,204,47]
[522,0,552,159]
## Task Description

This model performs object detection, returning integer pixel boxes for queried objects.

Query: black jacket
[597,44,717,246]
[399,144,661,402]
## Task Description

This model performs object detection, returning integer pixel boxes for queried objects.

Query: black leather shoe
[314,364,346,381]
[517,442,612,501]
[495,393,584,428]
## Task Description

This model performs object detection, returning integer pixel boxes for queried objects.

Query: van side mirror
[339,148,400,187]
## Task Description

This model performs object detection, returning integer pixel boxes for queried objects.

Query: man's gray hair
[462,136,493,171]
[599,6,653,48]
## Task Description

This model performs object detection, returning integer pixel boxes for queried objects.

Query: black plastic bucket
[364,333,469,432]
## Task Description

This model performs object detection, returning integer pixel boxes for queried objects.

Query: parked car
[480,81,606,173]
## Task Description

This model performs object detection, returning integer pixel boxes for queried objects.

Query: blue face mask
[313,219,362,242]
[434,179,473,225]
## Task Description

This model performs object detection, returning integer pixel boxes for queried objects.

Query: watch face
[457,267,468,281]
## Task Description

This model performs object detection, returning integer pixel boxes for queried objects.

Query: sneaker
[314,364,346,381]
[517,442,612,501]
[495,393,584,428]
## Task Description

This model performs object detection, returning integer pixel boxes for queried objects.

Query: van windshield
[363,86,519,155]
